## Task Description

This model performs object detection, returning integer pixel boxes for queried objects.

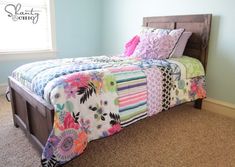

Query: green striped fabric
[114,69,148,127]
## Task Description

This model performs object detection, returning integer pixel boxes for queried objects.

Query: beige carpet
[0,95,235,167]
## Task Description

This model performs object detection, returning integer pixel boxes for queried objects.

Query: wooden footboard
[8,76,54,154]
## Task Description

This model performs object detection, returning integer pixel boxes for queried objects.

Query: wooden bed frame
[8,14,212,154]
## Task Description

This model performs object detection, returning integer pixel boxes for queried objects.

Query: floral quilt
[12,56,206,167]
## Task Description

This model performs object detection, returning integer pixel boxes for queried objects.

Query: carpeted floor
[0,95,235,167]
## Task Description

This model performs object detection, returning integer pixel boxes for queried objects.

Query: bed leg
[194,99,203,109]
[12,115,19,128]
[14,122,19,128]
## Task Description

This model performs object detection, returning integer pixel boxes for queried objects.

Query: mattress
[12,55,206,166]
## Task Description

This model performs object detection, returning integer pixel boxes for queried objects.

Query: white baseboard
[0,83,8,95]
[203,98,235,119]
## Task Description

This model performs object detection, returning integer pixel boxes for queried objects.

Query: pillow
[170,31,192,58]
[140,27,171,36]
[132,28,184,59]
[123,27,164,57]
[124,35,140,56]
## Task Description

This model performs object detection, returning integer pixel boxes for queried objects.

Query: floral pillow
[132,28,184,59]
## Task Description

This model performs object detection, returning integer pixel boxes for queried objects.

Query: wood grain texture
[8,77,54,153]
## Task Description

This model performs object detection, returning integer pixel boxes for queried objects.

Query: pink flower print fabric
[144,67,163,116]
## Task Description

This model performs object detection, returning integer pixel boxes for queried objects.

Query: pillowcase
[170,31,192,58]
[124,35,140,56]
[140,27,171,36]
[132,28,184,59]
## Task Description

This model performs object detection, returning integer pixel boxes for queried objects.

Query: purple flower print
[64,85,77,99]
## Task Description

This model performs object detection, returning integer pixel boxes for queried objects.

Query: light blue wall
[0,0,102,84]
[56,0,102,58]
[101,0,235,104]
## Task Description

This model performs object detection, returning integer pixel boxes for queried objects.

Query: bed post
[8,80,19,128]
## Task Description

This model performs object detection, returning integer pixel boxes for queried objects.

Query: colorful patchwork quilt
[12,55,206,167]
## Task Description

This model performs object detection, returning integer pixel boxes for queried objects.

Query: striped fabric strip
[116,76,146,83]
[117,78,146,87]
[117,86,147,97]
[113,70,145,81]
[119,106,147,121]
[119,101,147,112]
[117,82,147,91]
[120,112,148,127]
[119,91,147,102]
[114,69,148,127]
[119,94,147,108]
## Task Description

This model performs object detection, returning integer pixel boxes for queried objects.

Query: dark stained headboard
[143,14,212,71]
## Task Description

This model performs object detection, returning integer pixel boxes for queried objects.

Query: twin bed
[8,14,212,166]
